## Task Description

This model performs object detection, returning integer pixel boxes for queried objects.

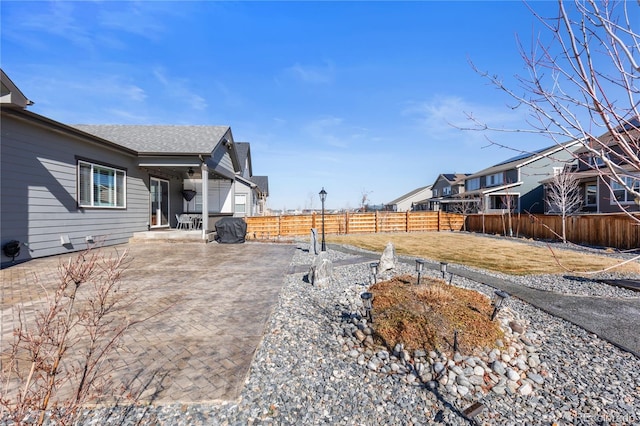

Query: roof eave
[1,108,138,156]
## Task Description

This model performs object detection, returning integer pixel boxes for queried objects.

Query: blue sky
[2,1,569,211]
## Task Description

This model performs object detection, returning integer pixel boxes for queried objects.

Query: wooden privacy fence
[245,211,465,239]
[465,213,640,250]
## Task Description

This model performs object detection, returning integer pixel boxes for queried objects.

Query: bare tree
[546,171,583,243]
[360,188,373,212]
[449,195,480,231]
[467,0,640,223]
[305,191,315,211]
[477,195,486,234]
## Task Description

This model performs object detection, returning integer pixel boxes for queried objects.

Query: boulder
[309,251,333,287]
[379,242,397,271]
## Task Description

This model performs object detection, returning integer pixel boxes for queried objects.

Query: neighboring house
[233,142,269,217]
[417,174,468,212]
[250,175,269,216]
[459,140,583,214]
[543,119,640,214]
[384,185,433,212]
[0,69,264,266]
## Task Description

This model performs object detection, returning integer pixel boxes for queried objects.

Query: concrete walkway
[328,244,640,358]
[448,266,640,357]
[1,242,296,405]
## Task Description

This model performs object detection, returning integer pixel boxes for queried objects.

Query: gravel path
[67,242,640,426]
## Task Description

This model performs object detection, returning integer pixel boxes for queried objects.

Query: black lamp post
[319,187,327,251]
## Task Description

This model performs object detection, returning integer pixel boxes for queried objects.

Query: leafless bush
[545,171,583,243]
[0,248,137,425]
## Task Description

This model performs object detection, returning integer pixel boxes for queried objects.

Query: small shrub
[369,275,503,354]
[0,248,137,425]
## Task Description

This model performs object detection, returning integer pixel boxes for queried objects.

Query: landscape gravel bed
[73,242,639,425]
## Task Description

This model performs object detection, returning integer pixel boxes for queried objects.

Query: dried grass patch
[370,275,503,354]
[328,232,639,275]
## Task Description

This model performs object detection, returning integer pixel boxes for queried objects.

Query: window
[611,176,640,204]
[433,189,439,197]
[588,155,605,168]
[234,194,246,214]
[585,184,597,206]
[442,187,451,196]
[467,177,480,191]
[487,172,504,187]
[78,160,126,208]
[489,194,517,210]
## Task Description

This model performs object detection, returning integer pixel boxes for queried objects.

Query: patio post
[201,163,209,240]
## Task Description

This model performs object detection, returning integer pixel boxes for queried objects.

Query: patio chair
[176,214,192,230]
[191,214,202,229]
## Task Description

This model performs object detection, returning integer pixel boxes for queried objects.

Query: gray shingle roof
[465,141,581,180]
[235,142,251,174]
[250,176,269,195]
[386,185,432,205]
[71,124,230,154]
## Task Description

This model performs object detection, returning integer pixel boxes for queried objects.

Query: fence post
[437,210,441,232]
[375,211,379,233]
[278,215,282,238]
[312,211,317,229]
[406,211,410,232]
[345,211,350,235]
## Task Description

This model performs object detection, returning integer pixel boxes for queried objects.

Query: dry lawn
[370,275,503,353]
[327,232,640,275]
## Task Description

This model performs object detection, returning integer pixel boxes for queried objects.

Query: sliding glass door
[150,177,169,228]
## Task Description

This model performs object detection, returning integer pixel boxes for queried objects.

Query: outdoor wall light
[440,261,448,279]
[187,167,194,177]
[319,187,327,251]
[415,259,425,285]
[369,262,379,284]
[491,290,510,320]
[361,291,373,323]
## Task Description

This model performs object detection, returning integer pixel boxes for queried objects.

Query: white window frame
[78,160,126,208]
[442,187,451,196]
[487,172,504,187]
[234,194,247,214]
[610,176,640,204]
[585,184,597,206]
[467,177,480,191]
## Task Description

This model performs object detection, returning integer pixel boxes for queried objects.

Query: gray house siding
[432,178,449,198]
[1,112,149,266]
[211,150,235,179]
[520,185,544,213]
[233,179,254,218]
[519,150,574,213]
[467,143,581,214]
